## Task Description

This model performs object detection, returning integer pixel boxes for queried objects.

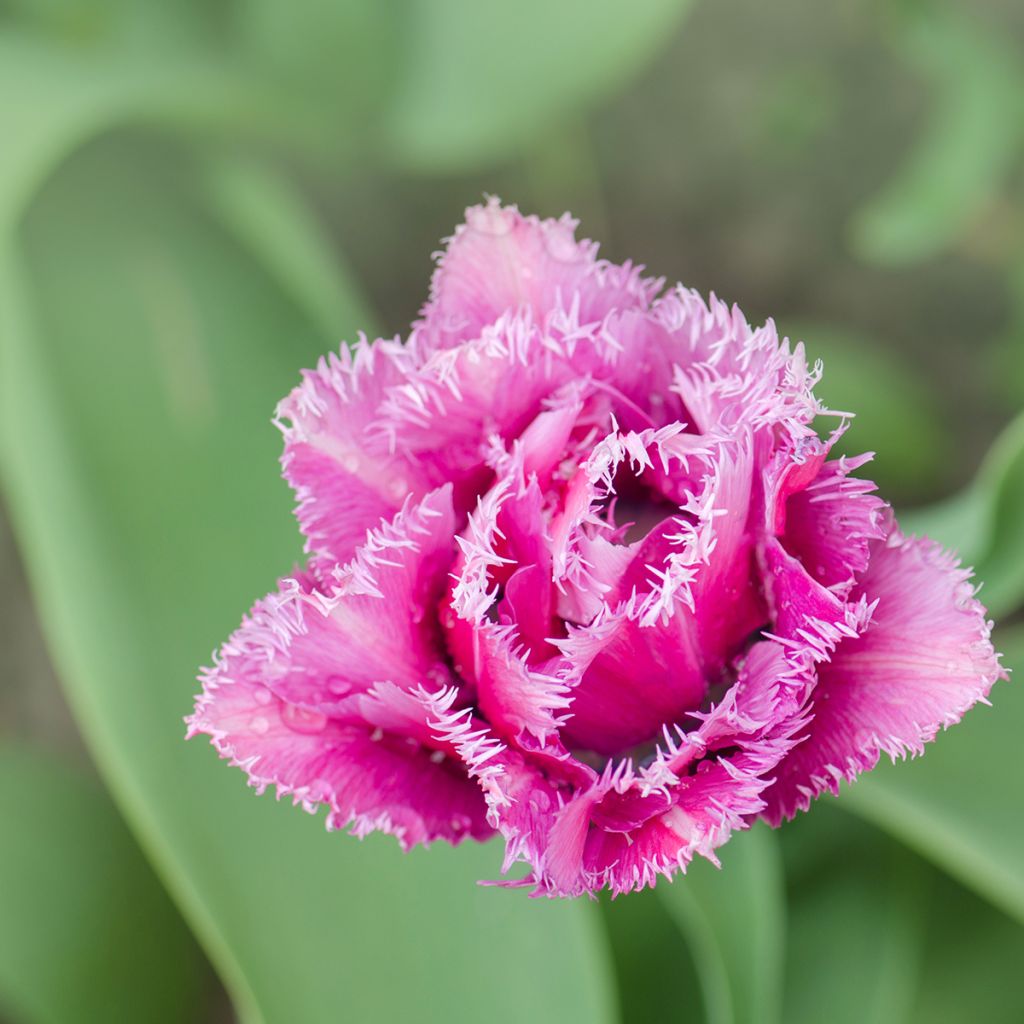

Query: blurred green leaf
[2,0,223,50]
[909,871,1024,1024]
[600,888,704,1024]
[841,625,1024,925]
[657,824,784,1024]
[231,0,395,127]
[386,0,693,172]
[990,247,1024,408]
[0,29,346,217]
[790,322,949,498]
[781,814,928,1024]
[849,3,1024,266]
[0,141,615,1024]
[0,743,204,1024]
[902,411,1024,617]
[200,156,378,342]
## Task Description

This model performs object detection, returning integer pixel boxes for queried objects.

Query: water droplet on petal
[426,666,449,687]
[250,716,270,735]
[253,687,273,706]
[326,675,352,696]
[282,703,328,735]
[342,454,359,473]
[531,791,552,812]
[388,477,409,500]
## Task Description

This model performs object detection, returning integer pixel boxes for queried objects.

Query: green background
[1,1,1023,1021]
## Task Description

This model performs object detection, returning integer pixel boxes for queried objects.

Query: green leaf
[599,888,704,1024]
[0,29,340,226]
[909,871,1024,1024]
[200,155,378,342]
[657,823,785,1024]
[0,743,205,1024]
[841,625,1024,925]
[849,3,1024,266]
[386,0,693,173]
[901,411,1024,617]
[780,810,928,1024]
[0,140,615,1024]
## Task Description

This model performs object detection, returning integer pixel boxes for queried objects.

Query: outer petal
[414,198,659,353]
[763,530,1006,824]
[276,336,430,564]
[185,488,486,847]
[223,487,458,714]
[187,665,490,848]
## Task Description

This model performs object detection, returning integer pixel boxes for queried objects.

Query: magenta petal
[771,445,891,596]
[557,603,706,756]
[763,530,1006,824]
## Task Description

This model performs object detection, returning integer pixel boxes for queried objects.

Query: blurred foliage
[0,744,206,1023]
[657,824,784,1024]
[1,0,1023,1021]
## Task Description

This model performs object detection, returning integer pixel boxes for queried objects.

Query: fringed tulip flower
[188,200,1004,896]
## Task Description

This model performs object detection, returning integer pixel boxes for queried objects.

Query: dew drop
[451,815,471,833]
[250,715,270,736]
[429,750,446,765]
[388,477,409,499]
[253,687,273,706]
[282,703,328,735]
[531,791,552,812]
[342,454,359,474]
[326,675,352,696]
[426,665,449,687]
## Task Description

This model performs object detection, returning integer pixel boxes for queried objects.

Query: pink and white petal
[373,310,619,491]
[662,290,822,437]
[763,530,1006,825]
[414,198,659,353]
[276,336,429,563]
[188,668,489,848]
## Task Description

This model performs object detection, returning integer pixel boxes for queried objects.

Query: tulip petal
[763,530,1005,824]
